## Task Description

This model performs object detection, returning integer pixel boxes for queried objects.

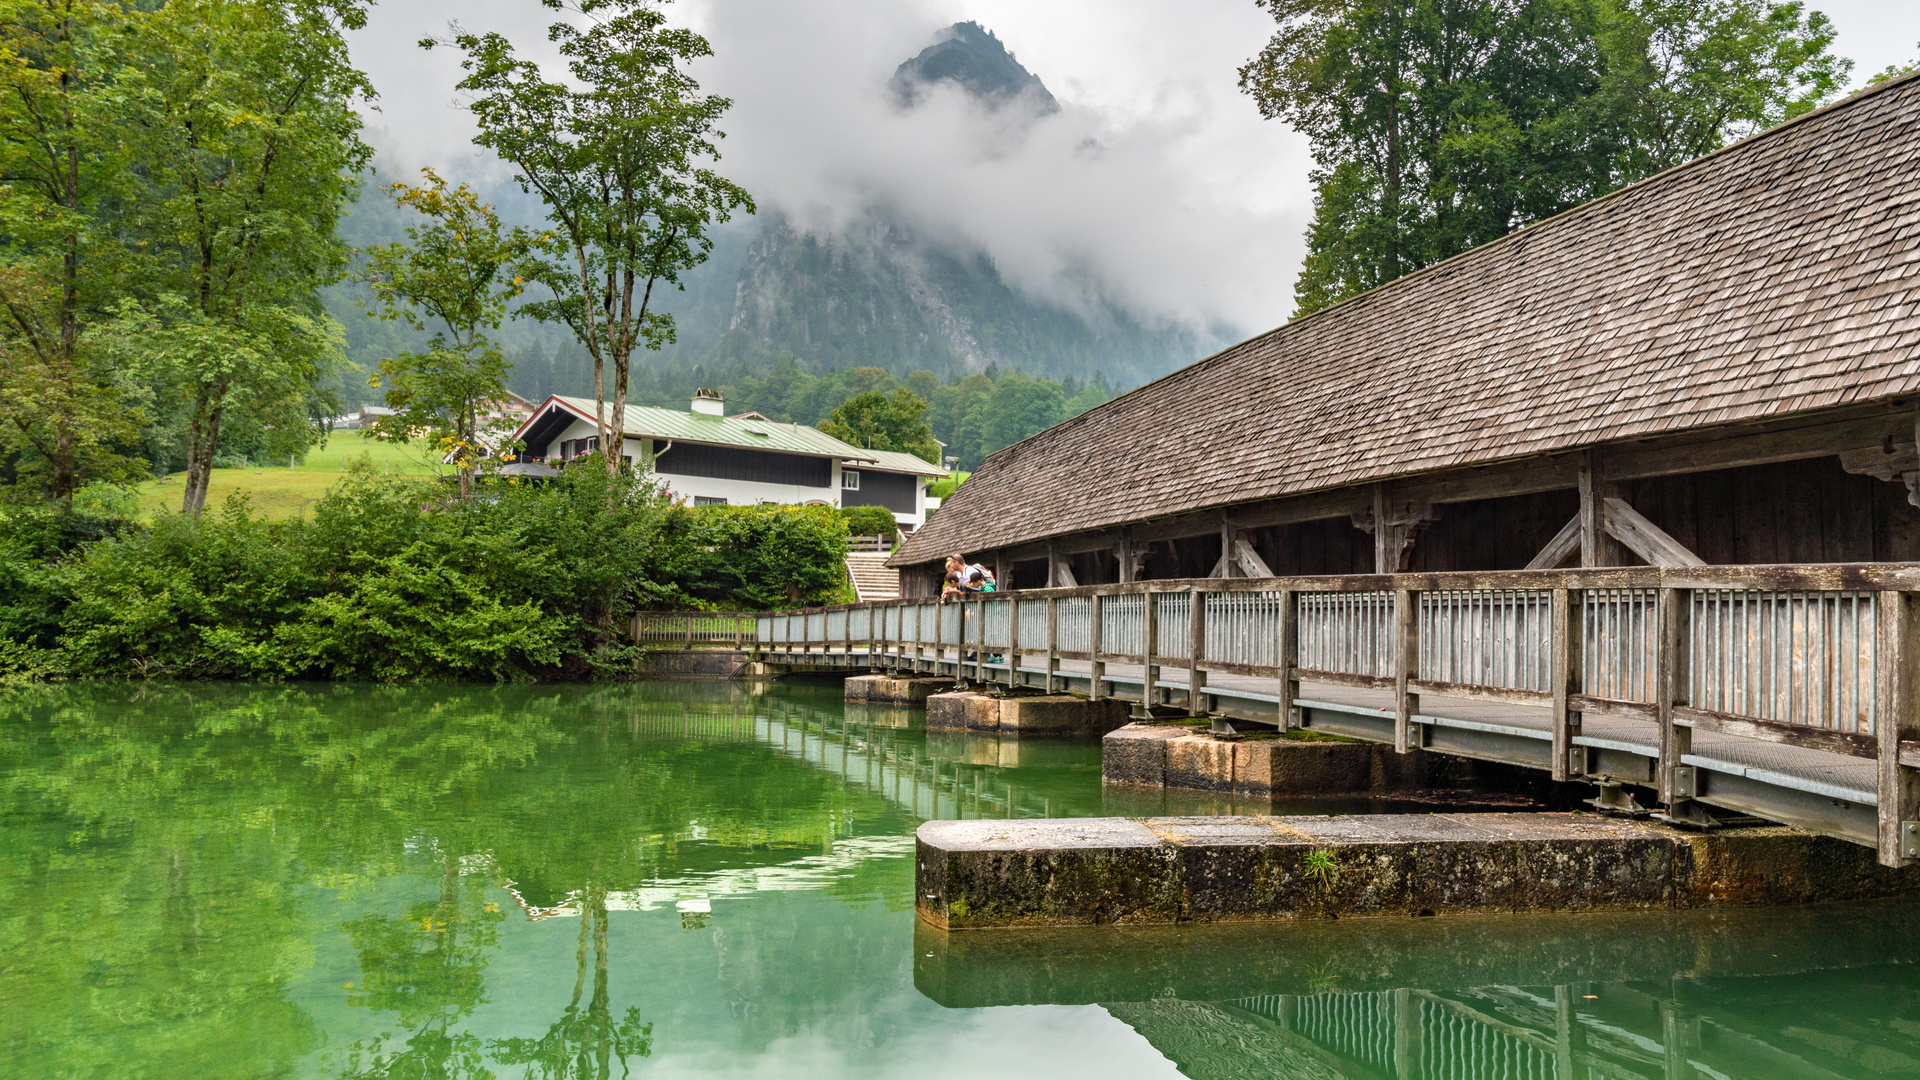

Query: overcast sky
[346,0,1920,338]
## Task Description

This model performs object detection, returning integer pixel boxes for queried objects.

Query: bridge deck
[765,645,1881,837]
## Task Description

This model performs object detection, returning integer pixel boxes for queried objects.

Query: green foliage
[0,2,146,499]
[437,0,753,473]
[1869,50,1917,86]
[722,363,1107,470]
[926,473,967,499]
[680,504,850,609]
[1241,0,1852,315]
[819,388,941,462]
[112,0,372,515]
[4,462,853,681]
[840,505,898,539]
[361,169,526,500]
[1303,847,1339,887]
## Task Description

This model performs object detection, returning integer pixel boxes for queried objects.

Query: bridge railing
[633,611,755,647]
[749,564,1920,865]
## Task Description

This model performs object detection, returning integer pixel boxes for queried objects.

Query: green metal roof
[548,396,874,460]
[847,448,946,477]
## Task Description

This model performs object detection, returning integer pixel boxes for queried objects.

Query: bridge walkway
[765,639,1884,848]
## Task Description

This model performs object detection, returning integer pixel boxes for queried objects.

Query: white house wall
[541,418,843,508]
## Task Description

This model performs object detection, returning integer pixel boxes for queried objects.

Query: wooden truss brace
[1838,439,1920,507]
[1048,551,1079,588]
[1209,523,1275,579]
[1113,533,1151,582]
[1351,494,1442,573]
[1526,498,1705,568]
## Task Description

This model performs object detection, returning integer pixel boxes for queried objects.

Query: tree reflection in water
[487,888,652,1080]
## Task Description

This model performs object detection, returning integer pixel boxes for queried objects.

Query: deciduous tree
[1241,0,1850,316]
[117,0,372,516]
[437,0,753,476]
[819,387,940,463]
[0,0,142,499]
[361,169,524,500]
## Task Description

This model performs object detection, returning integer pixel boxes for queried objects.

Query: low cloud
[348,0,1315,338]
[678,0,1310,336]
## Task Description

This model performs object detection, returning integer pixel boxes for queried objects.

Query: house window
[694,496,728,507]
[842,470,860,490]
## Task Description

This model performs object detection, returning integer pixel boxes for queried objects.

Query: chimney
[691,388,725,417]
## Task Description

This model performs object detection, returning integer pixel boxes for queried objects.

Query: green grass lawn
[137,433,446,521]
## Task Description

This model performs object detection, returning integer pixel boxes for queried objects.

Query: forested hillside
[320,21,1221,466]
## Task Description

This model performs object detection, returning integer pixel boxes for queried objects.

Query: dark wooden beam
[1579,450,1624,567]
[920,402,1919,572]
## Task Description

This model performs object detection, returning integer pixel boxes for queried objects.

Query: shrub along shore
[1,465,855,683]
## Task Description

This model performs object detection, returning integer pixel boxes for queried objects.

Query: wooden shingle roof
[895,71,1920,567]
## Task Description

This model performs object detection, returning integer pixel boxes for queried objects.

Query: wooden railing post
[1144,588,1160,711]
[1878,590,1920,866]
[1187,586,1208,716]
[1551,587,1585,781]
[1045,596,1059,694]
[1657,587,1693,806]
[1393,587,1419,754]
[1089,593,1105,701]
[684,614,694,650]
[844,605,854,669]
[974,595,987,683]
[932,599,943,675]
[913,601,925,673]
[1007,597,1021,689]
[1277,587,1297,731]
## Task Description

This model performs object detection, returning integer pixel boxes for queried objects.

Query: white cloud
[343,0,1920,340]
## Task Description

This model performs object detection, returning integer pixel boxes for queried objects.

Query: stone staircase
[845,552,900,602]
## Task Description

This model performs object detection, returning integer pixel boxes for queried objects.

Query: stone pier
[914,813,1920,928]
[638,649,757,679]
[844,674,954,706]
[927,691,1133,737]
[1104,722,1477,797]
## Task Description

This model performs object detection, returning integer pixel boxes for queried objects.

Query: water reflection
[2,679,1917,1080]
[917,902,1920,1079]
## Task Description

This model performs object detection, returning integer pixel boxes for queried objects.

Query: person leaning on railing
[943,553,994,601]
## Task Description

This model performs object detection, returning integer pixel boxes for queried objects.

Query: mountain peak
[889,22,1059,114]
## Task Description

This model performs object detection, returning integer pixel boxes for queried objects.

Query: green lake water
[3,678,1919,1079]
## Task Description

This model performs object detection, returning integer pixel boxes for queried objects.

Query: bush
[684,504,850,610]
[13,464,854,683]
[840,505,897,539]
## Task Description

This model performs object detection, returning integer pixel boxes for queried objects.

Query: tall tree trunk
[182,388,225,518]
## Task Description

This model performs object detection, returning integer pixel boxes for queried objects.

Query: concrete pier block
[1106,724,1381,797]
[926,691,1001,731]
[1102,725,1193,787]
[638,649,753,679]
[1003,695,1131,735]
[928,692,1132,736]
[844,674,953,705]
[915,813,1920,928]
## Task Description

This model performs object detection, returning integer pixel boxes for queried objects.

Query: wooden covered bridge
[753,72,1920,866]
